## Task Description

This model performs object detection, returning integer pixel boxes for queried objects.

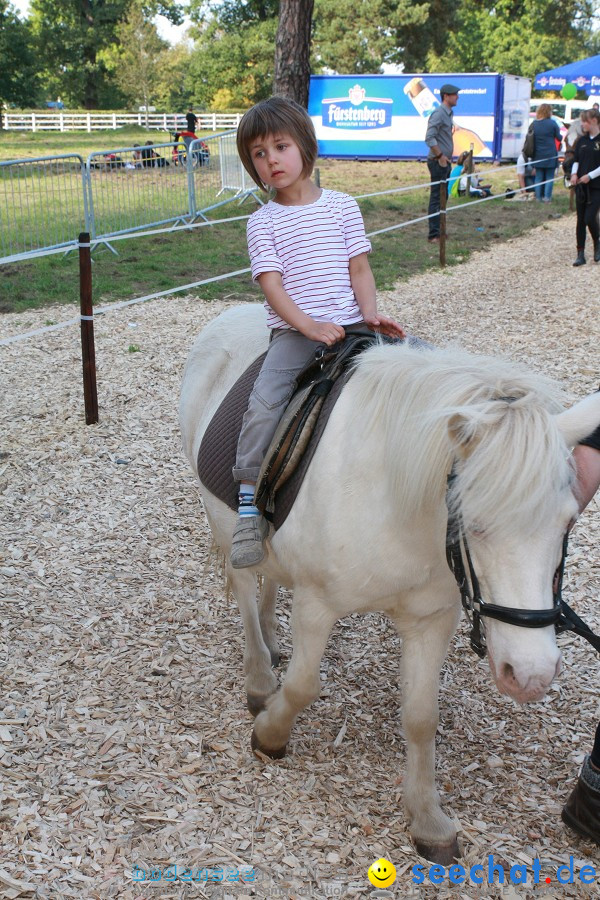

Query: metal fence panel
[86,140,193,241]
[0,129,258,263]
[192,131,261,218]
[0,154,88,262]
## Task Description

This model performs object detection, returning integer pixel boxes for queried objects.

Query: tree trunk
[273,0,315,108]
[81,0,99,109]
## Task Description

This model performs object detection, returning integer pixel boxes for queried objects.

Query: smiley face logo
[367,857,396,888]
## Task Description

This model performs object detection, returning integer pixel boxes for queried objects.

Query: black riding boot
[594,241,600,263]
[573,249,586,267]
[562,757,600,845]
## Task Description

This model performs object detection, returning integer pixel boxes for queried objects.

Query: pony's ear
[556,392,600,447]
[448,412,481,458]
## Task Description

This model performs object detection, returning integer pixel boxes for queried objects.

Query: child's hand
[363,314,406,339]
[302,320,346,346]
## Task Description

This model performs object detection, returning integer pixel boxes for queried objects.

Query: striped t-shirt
[246,189,372,329]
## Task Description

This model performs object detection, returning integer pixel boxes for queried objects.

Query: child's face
[249,132,305,191]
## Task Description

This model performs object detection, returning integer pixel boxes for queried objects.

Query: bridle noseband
[445,467,600,658]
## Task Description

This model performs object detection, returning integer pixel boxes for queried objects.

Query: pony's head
[447,382,600,703]
[352,345,600,704]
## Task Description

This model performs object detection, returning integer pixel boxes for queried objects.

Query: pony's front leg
[258,576,280,668]
[227,566,278,717]
[251,592,337,758]
[394,601,461,865]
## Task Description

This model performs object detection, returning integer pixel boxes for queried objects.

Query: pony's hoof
[251,729,287,759]
[414,836,460,866]
[270,649,281,668]
[246,693,269,718]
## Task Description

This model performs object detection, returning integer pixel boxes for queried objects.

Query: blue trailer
[308,73,530,161]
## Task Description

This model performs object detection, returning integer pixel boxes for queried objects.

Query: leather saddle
[254,331,378,516]
[197,330,381,530]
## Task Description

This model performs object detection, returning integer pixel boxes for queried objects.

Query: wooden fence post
[79,232,98,425]
[439,179,447,268]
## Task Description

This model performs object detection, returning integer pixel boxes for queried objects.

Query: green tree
[187,3,277,107]
[0,1,39,120]
[312,0,432,73]
[154,41,196,113]
[101,5,167,119]
[29,0,184,109]
[433,0,598,79]
[189,0,278,30]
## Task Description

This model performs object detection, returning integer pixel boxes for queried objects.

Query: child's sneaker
[231,514,268,568]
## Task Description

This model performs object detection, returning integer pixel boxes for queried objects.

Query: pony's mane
[349,344,574,538]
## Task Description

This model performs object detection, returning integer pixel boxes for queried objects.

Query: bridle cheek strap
[445,470,600,658]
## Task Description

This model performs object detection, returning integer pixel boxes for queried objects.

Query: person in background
[562,416,600,845]
[172,134,182,165]
[448,151,469,198]
[530,104,561,202]
[131,143,143,167]
[570,108,600,266]
[458,165,492,198]
[425,83,460,243]
[563,114,586,185]
[512,152,535,199]
[186,107,198,134]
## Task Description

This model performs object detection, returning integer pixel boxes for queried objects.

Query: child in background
[230,96,405,568]
[448,151,469,198]
[459,166,492,198]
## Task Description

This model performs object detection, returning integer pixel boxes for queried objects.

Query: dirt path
[1,215,599,898]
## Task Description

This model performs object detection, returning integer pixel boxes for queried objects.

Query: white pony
[180,305,600,864]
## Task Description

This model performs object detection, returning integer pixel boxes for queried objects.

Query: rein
[445,467,600,658]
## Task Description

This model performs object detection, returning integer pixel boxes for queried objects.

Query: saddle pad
[197,352,267,513]
[196,352,351,531]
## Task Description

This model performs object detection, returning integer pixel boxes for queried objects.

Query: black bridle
[445,468,600,659]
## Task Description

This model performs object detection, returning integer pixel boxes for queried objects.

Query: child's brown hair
[236,96,318,189]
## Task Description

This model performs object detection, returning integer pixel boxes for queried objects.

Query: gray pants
[233,324,366,483]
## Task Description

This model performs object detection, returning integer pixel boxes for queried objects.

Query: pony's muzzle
[489,645,562,703]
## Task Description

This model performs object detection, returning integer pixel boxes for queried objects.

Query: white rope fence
[0,159,566,347]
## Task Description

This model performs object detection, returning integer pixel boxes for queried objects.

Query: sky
[10,0,191,45]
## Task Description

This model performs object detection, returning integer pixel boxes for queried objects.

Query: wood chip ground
[1,215,599,899]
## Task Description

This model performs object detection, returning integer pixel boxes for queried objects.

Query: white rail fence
[1,112,243,133]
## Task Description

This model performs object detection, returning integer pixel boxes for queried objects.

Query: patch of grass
[0,154,572,315]
[128,344,141,353]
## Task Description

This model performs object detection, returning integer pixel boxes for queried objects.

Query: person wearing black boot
[562,724,600,843]
[562,415,600,844]
[570,109,600,266]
